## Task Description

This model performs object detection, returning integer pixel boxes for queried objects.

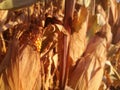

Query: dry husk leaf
[69,7,88,65]
[0,38,41,90]
[68,23,112,90]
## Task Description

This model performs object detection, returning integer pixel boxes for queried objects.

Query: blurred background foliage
[0,0,120,90]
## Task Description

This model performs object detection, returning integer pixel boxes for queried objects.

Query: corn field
[0,0,120,90]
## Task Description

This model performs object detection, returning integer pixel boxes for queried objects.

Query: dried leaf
[105,61,120,80]
[19,45,41,90]
[88,5,106,38]
[97,5,106,21]
[68,24,112,90]
[72,7,88,32]
[43,50,55,90]
[0,33,6,54]
[108,44,119,57]
[97,13,106,26]
[69,7,88,65]
[87,15,97,37]
[53,54,58,69]
[2,39,41,90]
[41,25,57,57]
[0,74,6,90]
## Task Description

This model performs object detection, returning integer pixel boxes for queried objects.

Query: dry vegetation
[0,0,120,90]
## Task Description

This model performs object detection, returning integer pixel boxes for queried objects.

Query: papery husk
[68,23,112,90]
[0,38,41,90]
[69,7,88,65]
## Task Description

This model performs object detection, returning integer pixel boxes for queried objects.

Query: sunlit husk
[1,38,41,90]
[69,7,88,65]
[68,24,112,90]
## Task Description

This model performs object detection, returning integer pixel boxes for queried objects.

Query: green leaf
[0,0,38,10]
